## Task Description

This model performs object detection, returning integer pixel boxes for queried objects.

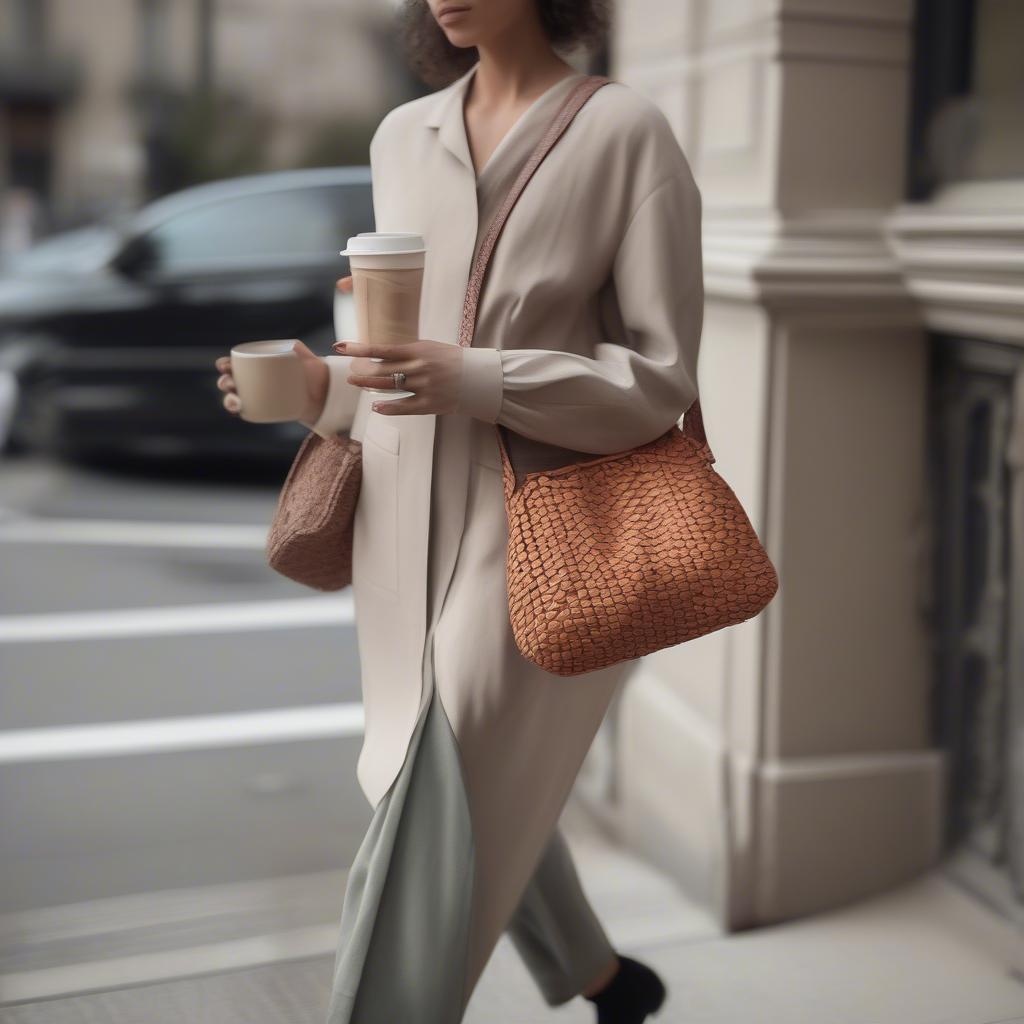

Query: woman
[215,0,702,1020]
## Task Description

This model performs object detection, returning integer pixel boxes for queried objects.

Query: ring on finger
[356,373,409,388]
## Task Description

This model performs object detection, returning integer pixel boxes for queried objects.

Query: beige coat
[304,60,703,995]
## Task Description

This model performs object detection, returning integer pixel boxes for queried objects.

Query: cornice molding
[703,187,1024,344]
[702,211,913,314]
[618,0,912,84]
[886,184,1024,343]
[701,0,912,69]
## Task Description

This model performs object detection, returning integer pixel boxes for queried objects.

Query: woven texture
[459,74,779,675]
[265,431,362,591]
[498,424,778,675]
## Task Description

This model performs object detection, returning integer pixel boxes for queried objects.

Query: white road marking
[0,515,269,548]
[0,703,365,763]
[0,924,340,1004]
[0,595,355,643]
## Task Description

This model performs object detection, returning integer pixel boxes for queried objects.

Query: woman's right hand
[212,275,353,420]
[215,341,331,424]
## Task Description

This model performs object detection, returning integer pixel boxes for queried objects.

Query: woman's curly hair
[397,0,611,88]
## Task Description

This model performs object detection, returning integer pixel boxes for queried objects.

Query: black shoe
[583,954,667,1023]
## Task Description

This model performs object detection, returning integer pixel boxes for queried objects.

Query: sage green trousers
[325,682,616,1023]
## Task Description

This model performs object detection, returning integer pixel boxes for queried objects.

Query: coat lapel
[425,61,480,176]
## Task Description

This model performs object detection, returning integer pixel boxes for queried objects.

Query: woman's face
[426,0,533,49]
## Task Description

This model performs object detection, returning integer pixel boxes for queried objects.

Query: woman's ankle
[581,953,621,998]
[582,955,667,1022]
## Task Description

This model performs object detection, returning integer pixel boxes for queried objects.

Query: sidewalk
[485,870,1023,1024]
[1,801,1022,1023]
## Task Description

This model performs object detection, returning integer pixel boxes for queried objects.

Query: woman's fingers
[371,394,427,415]
[348,354,415,376]
[347,352,419,387]
[346,350,419,389]
[347,367,416,389]
[215,354,240,414]
[336,275,353,293]
[333,340,410,359]
[215,357,235,389]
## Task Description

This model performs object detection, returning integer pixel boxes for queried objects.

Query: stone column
[609,0,945,929]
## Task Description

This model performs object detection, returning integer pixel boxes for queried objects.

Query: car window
[146,183,373,270]
[6,226,118,275]
[332,183,374,249]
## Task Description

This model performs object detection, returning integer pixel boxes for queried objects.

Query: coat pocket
[353,414,401,593]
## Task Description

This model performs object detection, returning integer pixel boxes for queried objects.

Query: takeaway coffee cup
[229,339,308,423]
[339,232,426,401]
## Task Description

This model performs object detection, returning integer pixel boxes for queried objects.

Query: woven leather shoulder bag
[265,425,360,592]
[460,74,780,676]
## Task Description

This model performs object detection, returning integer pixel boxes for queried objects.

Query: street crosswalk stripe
[0,595,355,643]
[0,703,365,762]
[0,924,339,1003]
[0,515,270,548]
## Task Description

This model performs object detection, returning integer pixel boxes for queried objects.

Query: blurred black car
[0,166,373,463]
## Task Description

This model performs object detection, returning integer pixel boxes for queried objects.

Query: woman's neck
[470,40,577,110]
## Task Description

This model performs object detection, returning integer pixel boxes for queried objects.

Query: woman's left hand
[333,339,463,416]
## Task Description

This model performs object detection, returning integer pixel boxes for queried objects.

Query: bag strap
[456,73,706,462]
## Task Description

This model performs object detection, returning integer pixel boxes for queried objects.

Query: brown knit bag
[265,428,361,592]
[459,74,779,676]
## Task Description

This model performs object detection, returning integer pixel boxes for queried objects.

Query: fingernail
[333,341,347,351]
[372,403,381,413]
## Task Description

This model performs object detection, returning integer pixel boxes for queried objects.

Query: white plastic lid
[340,232,426,256]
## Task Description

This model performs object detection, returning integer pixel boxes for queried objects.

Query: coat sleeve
[454,169,703,454]
[299,354,360,439]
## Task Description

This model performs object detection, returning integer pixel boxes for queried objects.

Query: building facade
[599,0,1022,932]
[0,0,403,236]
